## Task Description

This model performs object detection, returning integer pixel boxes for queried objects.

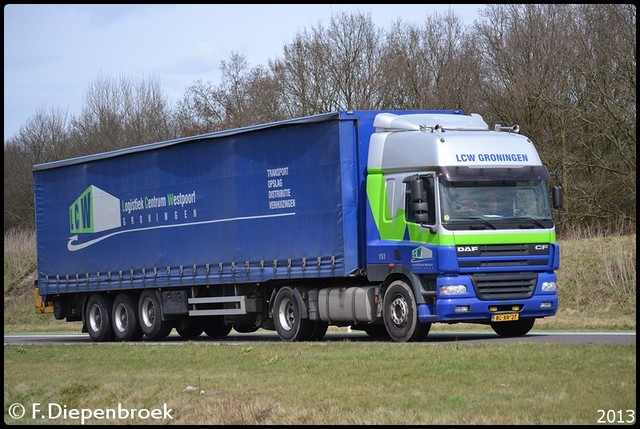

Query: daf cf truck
[33,110,563,342]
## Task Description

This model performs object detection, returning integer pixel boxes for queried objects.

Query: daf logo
[535,244,549,250]
[457,246,478,252]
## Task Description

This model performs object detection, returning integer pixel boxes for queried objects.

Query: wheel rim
[141,298,155,328]
[114,303,128,332]
[389,295,409,327]
[277,297,295,332]
[88,304,103,333]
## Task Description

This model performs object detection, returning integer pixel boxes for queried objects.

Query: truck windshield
[439,179,554,230]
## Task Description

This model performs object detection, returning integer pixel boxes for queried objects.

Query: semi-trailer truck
[33,110,563,342]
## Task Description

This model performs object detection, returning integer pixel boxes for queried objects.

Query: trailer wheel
[383,280,430,342]
[273,287,313,341]
[85,294,115,342]
[112,293,143,341]
[138,290,173,340]
[491,318,535,337]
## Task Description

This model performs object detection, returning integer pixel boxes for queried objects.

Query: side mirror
[552,185,564,209]
[410,177,426,203]
[404,175,430,224]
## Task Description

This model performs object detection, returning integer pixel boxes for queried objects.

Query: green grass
[3,342,636,425]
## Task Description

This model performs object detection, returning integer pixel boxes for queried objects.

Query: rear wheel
[203,319,232,338]
[176,319,204,339]
[85,294,115,342]
[383,280,430,342]
[363,324,389,339]
[491,318,535,337]
[273,287,313,341]
[112,293,143,341]
[138,290,173,340]
[350,323,389,339]
[233,324,260,333]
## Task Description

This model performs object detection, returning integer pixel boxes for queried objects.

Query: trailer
[33,110,563,342]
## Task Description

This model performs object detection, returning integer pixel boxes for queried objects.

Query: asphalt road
[4,331,636,345]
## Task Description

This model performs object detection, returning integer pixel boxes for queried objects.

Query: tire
[233,324,260,333]
[383,280,431,342]
[176,319,204,339]
[363,324,390,339]
[272,287,313,341]
[138,290,173,340]
[203,320,232,338]
[85,294,115,342]
[308,321,329,341]
[491,318,535,337]
[112,293,143,341]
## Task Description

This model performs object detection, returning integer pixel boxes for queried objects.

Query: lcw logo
[411,246,433,260]
[69,186,121,234]
[69,187,93,233]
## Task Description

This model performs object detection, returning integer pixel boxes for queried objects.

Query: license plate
[492,313,519,322]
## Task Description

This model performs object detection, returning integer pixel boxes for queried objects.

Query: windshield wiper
[518,217,547,228]
[460,217,497,230]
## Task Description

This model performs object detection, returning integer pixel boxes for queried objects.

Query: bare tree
[270,10,385,115]
[324,10,385,110]
[174,79,226,136]
[217,52,285,128]
[378,11,481,110]
[563,4,636,231]
[175,52,286,134]
[270,25,337,116]
[70,74,174,155]
[4,107,71,229]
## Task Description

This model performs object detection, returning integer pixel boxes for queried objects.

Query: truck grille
[456,244,546,300]
[456,243,550,269]
[470,272,537,300]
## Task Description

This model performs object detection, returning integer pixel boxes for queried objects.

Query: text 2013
[597,409,635,424]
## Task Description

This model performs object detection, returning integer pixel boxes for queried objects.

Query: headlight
[541,281,557,291]
[440,285,467,295]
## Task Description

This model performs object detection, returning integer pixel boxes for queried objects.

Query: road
[4,331,636,345]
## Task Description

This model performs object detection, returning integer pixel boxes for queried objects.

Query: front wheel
[308,321,329,341]
[491,318,535,337]
[383,280,430,342]
[272,287,313,341]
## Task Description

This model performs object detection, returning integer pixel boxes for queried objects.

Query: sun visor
[437,165,550,181]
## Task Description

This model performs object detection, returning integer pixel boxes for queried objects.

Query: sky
[4,4,484,141]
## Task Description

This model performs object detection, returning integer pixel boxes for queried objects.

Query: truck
[33,110,563,343]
